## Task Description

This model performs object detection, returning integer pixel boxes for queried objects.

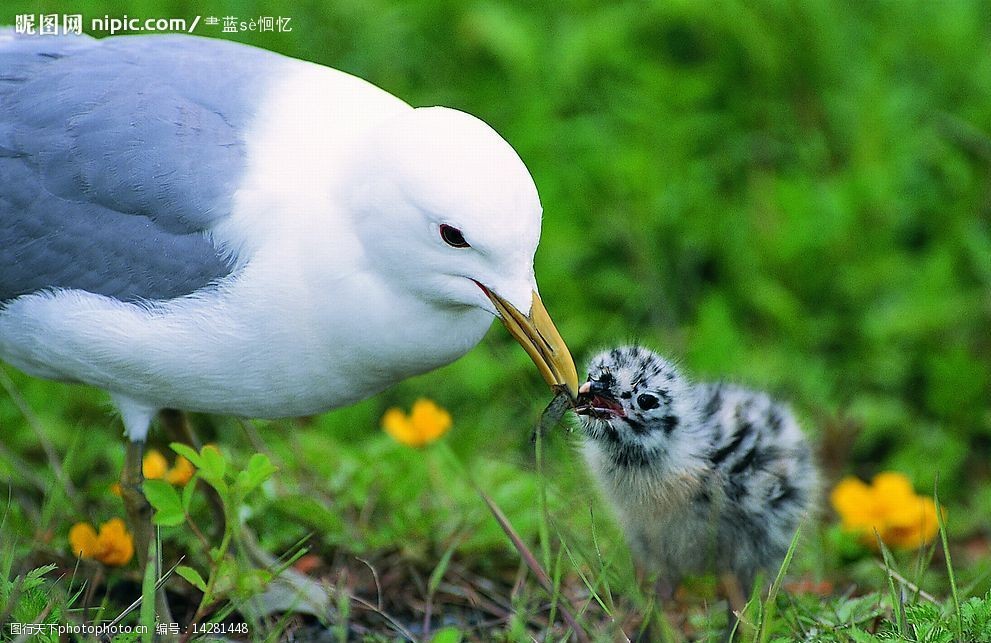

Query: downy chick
[574,346,818,596]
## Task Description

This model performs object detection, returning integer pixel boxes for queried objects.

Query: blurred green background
[2,0,990,637]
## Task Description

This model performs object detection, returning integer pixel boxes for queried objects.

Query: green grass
[3,0,991,640]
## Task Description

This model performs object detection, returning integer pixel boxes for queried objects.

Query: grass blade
[756,522,802,642]
[875,529,906,637]
[934,482,962,640]
[139,540,156,643]
[478,489,589,643]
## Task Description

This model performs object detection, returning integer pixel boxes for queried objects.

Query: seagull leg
[120,440,151,568]
[113,396,174,625]
[115,396,156,570]
[120,439,174,624]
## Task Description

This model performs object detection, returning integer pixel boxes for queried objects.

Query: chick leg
[720,573,751,642]
[642,573,683,642]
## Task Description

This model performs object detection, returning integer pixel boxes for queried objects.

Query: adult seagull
[0,32,578,568]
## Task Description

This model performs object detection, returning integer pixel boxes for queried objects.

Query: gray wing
[0,33,282,302]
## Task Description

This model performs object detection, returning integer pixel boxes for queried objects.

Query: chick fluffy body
[575,346,818,591]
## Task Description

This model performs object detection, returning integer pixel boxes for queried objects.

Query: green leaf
[960,594,991,642]
[23,564,57,590]
[143,479,185,527]
[847,629,882,643]
[181,476,197,513]
[235,453,277,495]
[175,565,207,592]
[169,442,202,468]
[199,445,227,482]
[428,541,458,597]
[111,633,141,643]
[211,557,237,598]
[191,445,229,497]
[430,627,462,643]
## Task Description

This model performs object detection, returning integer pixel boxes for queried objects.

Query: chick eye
[440,224,470,248]
[637,394,659,410]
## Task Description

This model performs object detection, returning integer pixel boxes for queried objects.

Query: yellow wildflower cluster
[110,448,196,497]
[142,449,196,485]
[382,398,452,447]
[68,518,134,566]
[830,472,942,550]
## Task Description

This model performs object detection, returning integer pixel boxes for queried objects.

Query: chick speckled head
[575,346,704,465]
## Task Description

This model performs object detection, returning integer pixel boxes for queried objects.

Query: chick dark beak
[575,379,625,417]
[579,379,611,397]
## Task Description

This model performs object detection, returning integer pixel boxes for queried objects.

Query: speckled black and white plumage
[575,345,818,593]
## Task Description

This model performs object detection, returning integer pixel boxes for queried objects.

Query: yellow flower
[830,472,942,550]
[138,449,196,486]
[382,398,452,447]
[142,449,168,479]
[165,455,196,485]
[69,518,134,566]
[68,522,100,558]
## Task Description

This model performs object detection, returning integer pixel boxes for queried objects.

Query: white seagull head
[346,106,578,397]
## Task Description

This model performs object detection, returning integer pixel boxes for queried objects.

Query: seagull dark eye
[637,394,659,410]
[440,224,470,248]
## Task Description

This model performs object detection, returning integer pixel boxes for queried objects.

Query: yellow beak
[485,289,579,400]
